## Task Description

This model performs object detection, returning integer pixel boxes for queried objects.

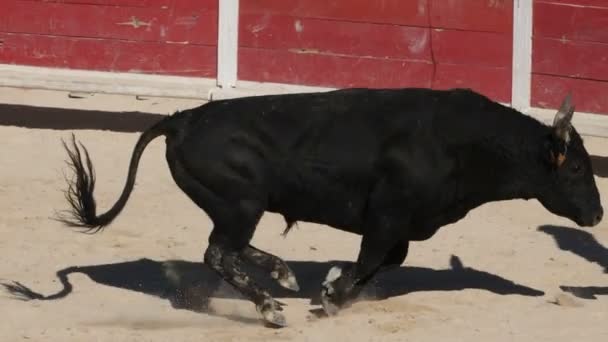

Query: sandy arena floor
[0,87,606,341]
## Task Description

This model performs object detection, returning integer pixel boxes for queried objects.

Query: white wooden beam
[217,0,240,88]
[210,79,334,100]
[511,0,533,111]
[0,64,216,99]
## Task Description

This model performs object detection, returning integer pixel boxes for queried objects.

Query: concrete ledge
[0,64,217,100]
[0,64,332,101]
[0,86,207,114]
[526,107,608,138]
[1,64,607,138]
[210,79,334,100]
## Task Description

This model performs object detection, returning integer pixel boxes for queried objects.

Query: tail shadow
[2,255,543,324]
[538,225,608,300]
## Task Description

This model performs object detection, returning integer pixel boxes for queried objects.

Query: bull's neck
[474,121,549,204]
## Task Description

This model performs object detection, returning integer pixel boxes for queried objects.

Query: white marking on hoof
[321,286,340,316]
[263,311,286,327]
[323,266,342,286]
[257,299,287,328]
[278,274,300,292]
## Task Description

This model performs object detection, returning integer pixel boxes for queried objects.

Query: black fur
[55,119,169,232]
[53,87,603,326]
[55,134,101,233]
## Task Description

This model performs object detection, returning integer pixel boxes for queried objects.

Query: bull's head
[538,94,603,227]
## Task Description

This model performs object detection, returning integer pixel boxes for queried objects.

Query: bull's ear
[552,93,575,144]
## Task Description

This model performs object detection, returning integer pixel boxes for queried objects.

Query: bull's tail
[55,116,174,233]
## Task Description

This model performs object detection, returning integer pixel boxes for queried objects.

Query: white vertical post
[217,0,240,88]
[511,0,533,110]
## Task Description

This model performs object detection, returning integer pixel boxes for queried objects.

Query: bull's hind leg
[242,245,300,291]
[167,158,287,327]
[204,239,288,327]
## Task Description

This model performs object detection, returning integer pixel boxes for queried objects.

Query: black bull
[56,87,603,327]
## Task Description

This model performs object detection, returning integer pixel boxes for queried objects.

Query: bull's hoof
[277,273,300,292]
[271,266,300,292]
[257,298,288,328]
[320,285,341,316]
[320,266,345,316]
[262,310,287,328]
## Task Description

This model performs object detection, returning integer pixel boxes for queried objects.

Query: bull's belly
[267,190,366,235]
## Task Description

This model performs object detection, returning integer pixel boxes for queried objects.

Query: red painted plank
[238,47,433,88]
[534,2,608,43]
[0,1,15,32]
[0,33,217,77]
[17,0,173,8]
[533,38,608,81]
[433,64,512,103]
[3,1,170,42]
[239,14,431,61]
[531,74,608,114]
[430,0,513,32]
[536,0,608,8]
[2,0,217,45]
[165,0,218,45]
[240,0,429,26]
[432,29,512,67]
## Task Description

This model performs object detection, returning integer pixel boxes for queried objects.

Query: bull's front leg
[320,176,411,315]
[321,227,409,315]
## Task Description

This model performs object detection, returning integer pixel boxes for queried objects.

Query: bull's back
[170,87,488,231]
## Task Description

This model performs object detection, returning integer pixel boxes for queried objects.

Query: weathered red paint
[166,0,217,45]
[4,1,173,42]
[17,1,172,7]
[534,1,608,43]
[430,0,513,33]
[238,47,434,89]
[532,0,608,114]
[238,0,514,103]
[0,33,217,78]
[239,14,432,61]
[532,74,608,115]
[432,29,512,67]
[433,64,512,103]
[239,0,430,26]
[533,38,608,81]
[0,0,217,76]
[546,0,608,5]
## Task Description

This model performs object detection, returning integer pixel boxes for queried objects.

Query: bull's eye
[571,163,581,174]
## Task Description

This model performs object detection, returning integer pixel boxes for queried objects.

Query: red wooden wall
[532,0,608,114]
[3,0,606,115]
[0,0,218,77]
[238,0,514,103]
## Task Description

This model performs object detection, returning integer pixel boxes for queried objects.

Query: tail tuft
[54,134,106,233]
[54,117,168,234]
